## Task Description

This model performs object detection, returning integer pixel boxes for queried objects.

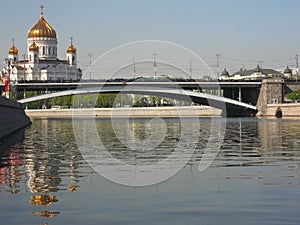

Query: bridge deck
[18,85,257,117]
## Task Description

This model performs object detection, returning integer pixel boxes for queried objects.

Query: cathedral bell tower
[66,37,77,66]
[8,38,18,63]
[28,42,39,64]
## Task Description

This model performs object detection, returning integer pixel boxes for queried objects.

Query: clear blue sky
[0,0,299,75]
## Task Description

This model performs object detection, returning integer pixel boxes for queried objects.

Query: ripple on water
[0,118,300,224]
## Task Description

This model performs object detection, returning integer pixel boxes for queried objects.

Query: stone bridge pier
[256,79,284,116]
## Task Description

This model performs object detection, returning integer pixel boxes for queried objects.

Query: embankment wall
[0,97,31,141]
[262,103,300,117]
[25,106,222,118]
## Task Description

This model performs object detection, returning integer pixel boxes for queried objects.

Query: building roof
[29,42,39,51]
[232,66,282,76]
[221,68,229,76]
[284,66,292,74]
[9,44,18,55]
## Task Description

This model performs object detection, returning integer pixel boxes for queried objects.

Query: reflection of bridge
[18,83,258,117]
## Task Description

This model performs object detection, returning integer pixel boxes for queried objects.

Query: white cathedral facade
[5,6,82,82]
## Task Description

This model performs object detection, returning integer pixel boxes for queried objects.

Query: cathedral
[4,5,82,82]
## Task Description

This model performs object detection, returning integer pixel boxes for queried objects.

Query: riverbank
[0,97,31,141]
[25,106,222,118]
[261,103,300,117]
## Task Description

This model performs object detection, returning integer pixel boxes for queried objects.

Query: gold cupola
[9,39,18,55]
[27,5,56,38]
[67,37,77,53]
[29,42,39,51]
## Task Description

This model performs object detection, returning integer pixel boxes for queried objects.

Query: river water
[0,117,300,225]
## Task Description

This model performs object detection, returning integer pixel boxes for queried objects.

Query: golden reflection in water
[32,210,60,218]
[30,194,58,206]
[68,184,77,192]
[30,194,59,219]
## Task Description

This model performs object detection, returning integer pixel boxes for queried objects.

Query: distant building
[219,65,283,81]
[3,5,81,82]
[283,66,292,79]
[276,66,299,79]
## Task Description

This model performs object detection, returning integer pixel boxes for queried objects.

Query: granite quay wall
[0,97,31,141]
[25,106,222,118]
[262,103,300,117]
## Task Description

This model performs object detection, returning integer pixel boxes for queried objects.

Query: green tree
[96,94,118,107]
[287,90,300,100]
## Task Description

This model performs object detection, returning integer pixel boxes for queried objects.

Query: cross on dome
[40,4,44,16]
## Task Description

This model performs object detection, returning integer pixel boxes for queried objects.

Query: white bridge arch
[18,85,257,117]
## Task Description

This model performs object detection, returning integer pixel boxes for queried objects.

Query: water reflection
[30,194,58,206]
[216,118,300,167]
[0,118,87,222]
[0,129,24,194]
[96,118,187,166]
[0,117,300,224]
[0,118,299,192]
[24,119,79,193]
[32,210,60,218]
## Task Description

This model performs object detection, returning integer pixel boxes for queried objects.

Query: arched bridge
[18,85,257,117]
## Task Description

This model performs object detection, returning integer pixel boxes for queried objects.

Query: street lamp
[4,58,11,98]
[4,58,11,74]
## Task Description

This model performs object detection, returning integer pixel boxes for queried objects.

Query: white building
[219,65,283,81]
[4,5,81,82]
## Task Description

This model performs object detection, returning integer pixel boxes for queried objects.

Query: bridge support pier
[256,79,284,116]
[222,105,257,117]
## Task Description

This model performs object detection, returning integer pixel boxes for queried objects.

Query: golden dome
[9,45,18,55]
[27,14,56,38]
[67,43,77,53]
[67,37,77,53]
[29,42,39,51]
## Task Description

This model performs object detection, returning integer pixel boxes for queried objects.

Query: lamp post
[23,54,26,80]
[88,53,93,81]
[4,58,11,98]
[153,53,157,80]
[295,54,299,82]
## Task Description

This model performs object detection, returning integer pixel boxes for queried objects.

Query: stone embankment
[261,103,300,118]
[0,97,31,141]
[25,106,222,118]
